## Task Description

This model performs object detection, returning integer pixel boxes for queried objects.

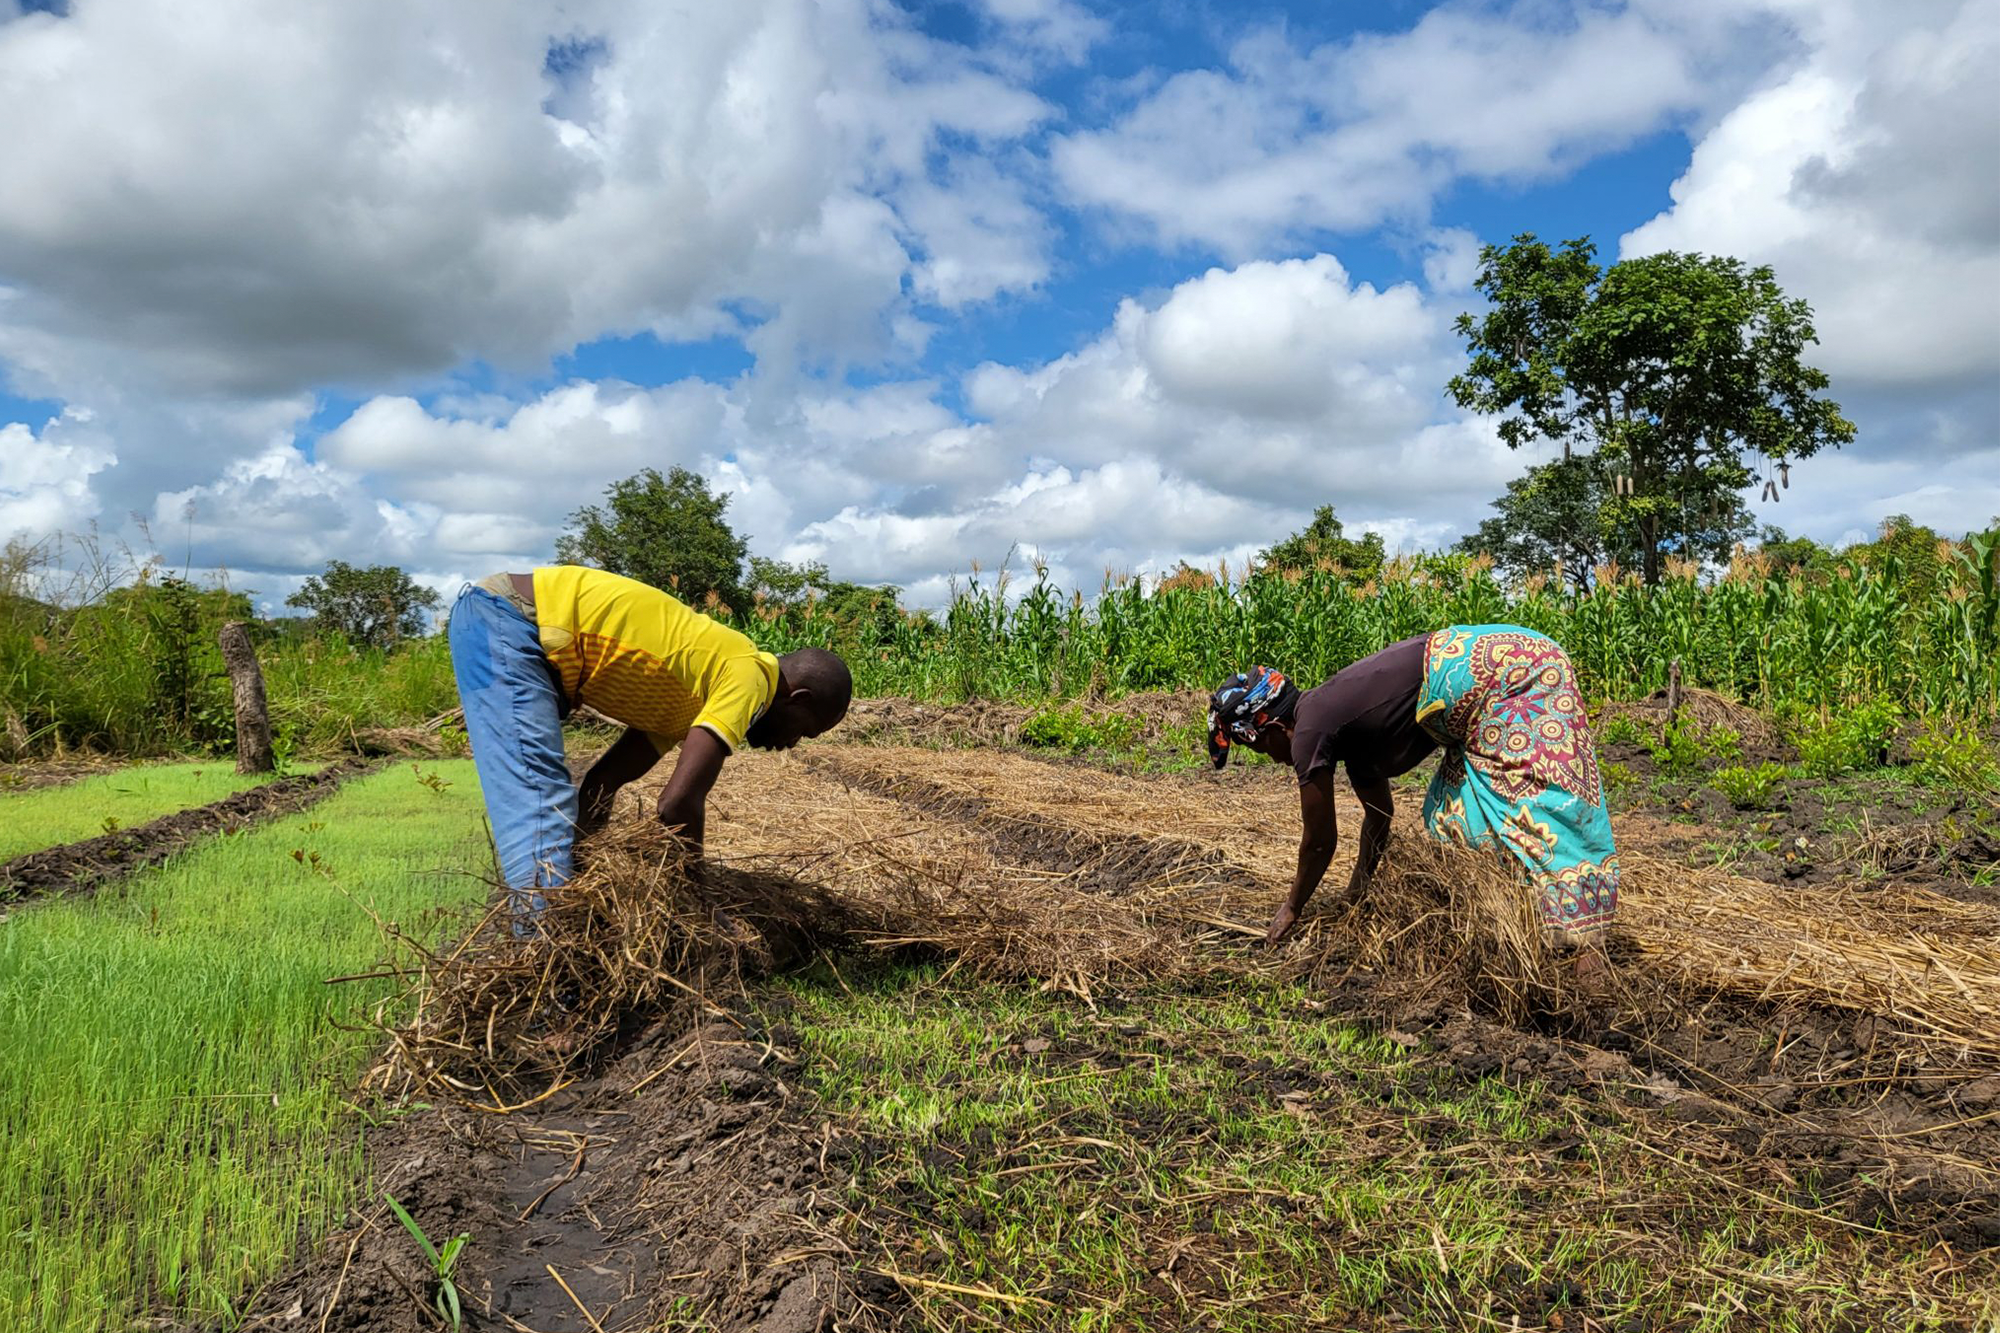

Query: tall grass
[2,538,457,760]
[0,761,489,1330]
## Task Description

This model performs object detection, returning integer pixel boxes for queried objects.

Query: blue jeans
[449,586,575,933]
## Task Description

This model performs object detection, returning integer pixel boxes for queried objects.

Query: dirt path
[0,759,378,902]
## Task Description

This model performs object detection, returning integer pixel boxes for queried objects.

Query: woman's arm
[1267,772,1339,945]
[1344,776,1394,899]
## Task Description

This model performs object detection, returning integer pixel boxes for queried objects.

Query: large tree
[1459,453,1757,590]
[556,467,749,610]
[1258,505,1386,581]
[285,560,439,650]
[1449,235,1854,583]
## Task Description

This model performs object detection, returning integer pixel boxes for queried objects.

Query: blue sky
[1,0,1994,610]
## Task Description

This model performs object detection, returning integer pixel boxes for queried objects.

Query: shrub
[1699,725,1743,763]
[1598,715,1649,750]
[1792,698,1906,776]
[1712,762,1789,809]
[1841,697,1904,768]
[1599,760,1638,798]
[1019,705,1139,753]
[1793,720,1853,777]
[1911,724,1999,793]
[1649,718,1706,775]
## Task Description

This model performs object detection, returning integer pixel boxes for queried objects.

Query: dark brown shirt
[1291,634,1436,786]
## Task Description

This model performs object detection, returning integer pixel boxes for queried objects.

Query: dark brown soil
[0,755,126,791]
[225,1005,901,1333]
[1604,747,2000,907]
[0,760,377,901]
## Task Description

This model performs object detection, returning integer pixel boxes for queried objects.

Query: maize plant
[724,535,2000,722]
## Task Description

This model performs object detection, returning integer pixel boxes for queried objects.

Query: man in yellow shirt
[448,566,852,932]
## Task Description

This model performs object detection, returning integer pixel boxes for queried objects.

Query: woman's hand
[1264,901,1300,947]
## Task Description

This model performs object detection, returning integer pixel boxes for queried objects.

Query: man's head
[1206,666,1298,769]
[747,648,854,751]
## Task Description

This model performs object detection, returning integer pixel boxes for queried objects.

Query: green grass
[0,762,315,862]
[0,760,491,1331]
[773,961,1987,1332]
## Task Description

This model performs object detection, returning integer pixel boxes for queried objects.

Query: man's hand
[654,727,729,857]
[576,729,661,835]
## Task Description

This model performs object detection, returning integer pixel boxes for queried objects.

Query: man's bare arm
[655,727,730,854]
[1267,772,1339,945]
[576,729,661,832]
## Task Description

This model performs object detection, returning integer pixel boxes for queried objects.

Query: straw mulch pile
[373,742,2000,1099]
[1597,685,1782,751]
[368,762,1223,1099]
[810,747,2000,1062]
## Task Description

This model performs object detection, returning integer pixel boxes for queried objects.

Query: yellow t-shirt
[531,566,778,754]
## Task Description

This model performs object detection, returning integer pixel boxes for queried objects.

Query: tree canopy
[1449,235,1853,583]
[1258,506,1386,580]
[1458,454,1758,589]
[556,467,749,610]
[749,555,904,649]
[284,561,439,650]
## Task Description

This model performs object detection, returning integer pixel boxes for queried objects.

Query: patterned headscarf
[1206,666,1298,769]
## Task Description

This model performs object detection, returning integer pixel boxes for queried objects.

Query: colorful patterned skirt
[1415,624,1619,935]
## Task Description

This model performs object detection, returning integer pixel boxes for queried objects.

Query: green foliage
[1790,699,1903,777]
[284,560,440,651]
[1910,723,1999,793]
[557,466,749,611]
[1649,718,1705,775]
[384,1193,470,1331]
[1260,506,1385,581]
[1597,714,1649,750]
[1844,697,1905,768]
[0,762,490,1330]
[1711,762,1789,810]
[1449,234,1854,583]
[1700,725,1742,763]
[747,555,905,656]
[1599,760,1639,797]
[1019,704,1139,754]
[1755,528,1837,576]
[1459,447,1754,589]
[1793,720,1856,778]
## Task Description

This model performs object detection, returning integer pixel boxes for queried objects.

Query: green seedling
[384,1193,470,1332]
[1711,762,1789,810]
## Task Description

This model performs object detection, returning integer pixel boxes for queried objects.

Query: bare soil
[0,760,377,901]
[0,755,126,791]
[226,1004,902,1333]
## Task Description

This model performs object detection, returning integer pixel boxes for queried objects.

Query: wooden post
[1665,658,1684,728]
[217,621,275,774]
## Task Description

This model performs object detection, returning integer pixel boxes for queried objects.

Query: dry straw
[374,743,2000,1096]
